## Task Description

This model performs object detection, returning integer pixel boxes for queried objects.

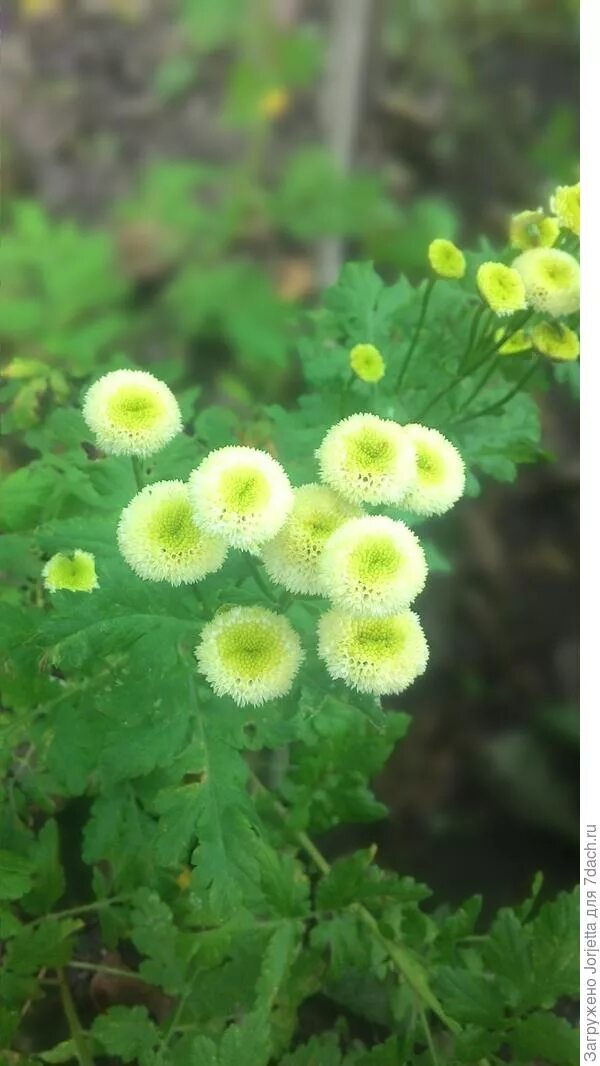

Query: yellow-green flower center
[348,617,404,662]
[416,443,445,485]
[147,498,200,556]
[217,622,279,679]
[221,467,270,514]
[304,512,340,541]
[44,551,97,592]
[538,259,575,290]
[347,428,395,474]
[349,536,401,584]
[107,386,163,430]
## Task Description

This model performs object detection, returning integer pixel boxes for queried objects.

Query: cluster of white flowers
[304,414,465,695]
[79,373,466,706]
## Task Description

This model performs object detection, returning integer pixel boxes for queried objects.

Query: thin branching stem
[27,895,131,927]
[416,309,532,422]
[245,554,278,603]
[420,1004,440,1066]
[459,354,501,410]
[131,455,145,492]
[68,960,141,981]
[57,968,93,1066]
[397,278,436,390]
[452,357,540,427]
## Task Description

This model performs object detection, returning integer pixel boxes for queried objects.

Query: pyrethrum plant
[0,182,580,1065]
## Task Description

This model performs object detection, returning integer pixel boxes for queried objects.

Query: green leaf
[282,697,410,834]
[83,788,156,890]
[484,888,579,1010]
[435,966,505,1027]
[279,1032,343,1065]
[451,1024,502,1062]
[509,1011,579,1065]
[91,1006,158,1063]
[2,918,80,985]
[317,849,431,911]
[21,820,65,915]
[218,1012,271,1066]
[254,919,299,1014]
[0,850,34,900]
[39,1040,79,1063]
[352,1038,404,1065]
[130,889,192,995]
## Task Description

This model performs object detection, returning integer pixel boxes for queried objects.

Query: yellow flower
[317,609,429,696]
[550,182,580,237]
[349,344,386,383]
[196,605,304,707]
[494,328,532,356]
[428,239,466,279]
[512,248,580,317]
[531,322,580,362]
[258,88,290,120]
[262,484,359,596]
[509,209,559,250]
[477,262,527,317]
[118,481,227,585]
[43,551,98,593]
[82,370,182,457]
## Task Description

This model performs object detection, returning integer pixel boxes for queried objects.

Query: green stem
[397,278,436,389]
[474,309,533,368]
[452,357,540,426]
[420,1004,440,1066]
[459,354,501,411]
[267,745,290,791]
[131,455,145,492]
[338,371,356,418]
[57,968,93,1066]
[28,895,130,927]
[294,827,331,876]
[416,310,532,422]
[68,960,141,981]
[245,554,278,604]
[456,305,491,376]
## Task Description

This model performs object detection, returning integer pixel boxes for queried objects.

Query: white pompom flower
[319,515,427,616]
[188,446,293,553]
[512,248,580,317]
[316,413,416,506]
[317,608,429,696]
[400,425,465,517]
[196,605,304,707]
[82,369,182,457]
[262,484,360,596]
[118,480,227,585]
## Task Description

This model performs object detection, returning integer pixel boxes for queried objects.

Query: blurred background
[1,0,579,910]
